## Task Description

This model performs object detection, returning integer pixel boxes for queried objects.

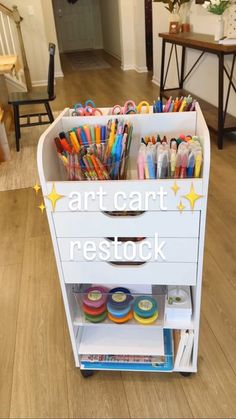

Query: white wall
[153,1,236,116]
[100,0,121,59]
[119,0,147,72]
[3,0,63,86]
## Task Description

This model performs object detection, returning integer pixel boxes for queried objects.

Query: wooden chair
[9,43,56,151]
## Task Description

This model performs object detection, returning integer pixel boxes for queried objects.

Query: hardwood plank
[122,371,192,418]
[0,264,22,419]
[63,324,130,419]
[201,250,236,372]
[181,317,236,418]
[9,236,69,419]
[0,189,28,265]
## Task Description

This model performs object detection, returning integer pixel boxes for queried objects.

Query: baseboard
[121,64,148,73]
[5,74,27,92]
[152,76,160,86]
[32,71,64,87]
[121,63,135,71]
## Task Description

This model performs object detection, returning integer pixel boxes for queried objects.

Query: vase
[169,11,181,34]
[214,16,224,41]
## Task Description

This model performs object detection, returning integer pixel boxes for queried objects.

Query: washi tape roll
[85,311,107,323]
[83,303,107,316]
[108,287,133,309]
[133,296,158,318]
[134,311,158,325]
[107,302,132,318]
[83,286,108,308]
[108,310,133,324]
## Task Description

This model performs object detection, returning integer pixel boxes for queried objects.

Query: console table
[159,32,236,149]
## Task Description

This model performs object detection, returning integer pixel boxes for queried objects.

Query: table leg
[160,39,166,98]
[218,53,224,149]
[180,46,186,89]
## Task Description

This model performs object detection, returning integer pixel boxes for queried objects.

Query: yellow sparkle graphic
[171,181,180,195]
[177,200,185,213]
[45,183,65,211]
[183,183,203,211]
[38,202,45,214]
[33,183,41,195]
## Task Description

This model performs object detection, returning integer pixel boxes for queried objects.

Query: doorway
[145,0,153,71]
[52,0,102,53]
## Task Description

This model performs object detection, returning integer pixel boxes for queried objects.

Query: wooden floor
[1,51,236,418]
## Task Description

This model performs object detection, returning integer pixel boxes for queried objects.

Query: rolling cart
[37,104,210,377]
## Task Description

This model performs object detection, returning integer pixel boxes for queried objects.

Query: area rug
[0,112,60,191]
[66,51,111,71]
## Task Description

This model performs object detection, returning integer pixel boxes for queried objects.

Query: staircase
[0,3,31,92]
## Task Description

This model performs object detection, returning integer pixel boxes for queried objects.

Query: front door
[52,0,94,52]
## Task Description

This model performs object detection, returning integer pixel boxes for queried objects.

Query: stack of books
[174,329,194,368]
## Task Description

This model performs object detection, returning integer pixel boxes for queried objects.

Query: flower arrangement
[153,0,190,14]
[202,0,230,15]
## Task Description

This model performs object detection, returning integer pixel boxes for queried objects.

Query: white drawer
[53,211,200,238]
[57,237,199,262]
[61,261,197,285]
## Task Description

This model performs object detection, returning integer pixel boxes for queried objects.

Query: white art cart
[37,104,210,377]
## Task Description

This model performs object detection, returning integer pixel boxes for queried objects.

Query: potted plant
[202,0,230,41]
[154,0,191,33]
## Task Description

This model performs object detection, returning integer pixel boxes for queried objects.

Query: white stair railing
[0,3,31,90]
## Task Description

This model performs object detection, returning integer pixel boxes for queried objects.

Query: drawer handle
[102,211,145,217]
[105,237,146,242]
[107,261,146,266]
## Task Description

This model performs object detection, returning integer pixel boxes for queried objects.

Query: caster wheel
[80,370,94,378]
[180,372,192,377]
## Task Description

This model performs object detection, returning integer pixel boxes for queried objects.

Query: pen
[174,152,181,178]
[170,150,176,178]
[180,152,188,178]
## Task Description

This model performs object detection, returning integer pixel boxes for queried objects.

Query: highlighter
[194,152,202,178]
[69,131,80,153]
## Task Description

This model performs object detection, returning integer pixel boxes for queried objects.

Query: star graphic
[33,183,41,195]
[45,183,65,211]
[182,183,203,211]
[177,200,185,213]
[38,202,46,214]
[171,181,180,196]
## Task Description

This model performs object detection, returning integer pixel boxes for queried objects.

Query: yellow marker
[179,99,187,112]
[69,131,80,153]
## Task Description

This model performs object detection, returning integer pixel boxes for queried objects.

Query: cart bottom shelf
[78,328,173,372]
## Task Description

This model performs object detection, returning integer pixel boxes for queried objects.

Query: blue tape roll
[108,287,133,308]
[107,302,132,318]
